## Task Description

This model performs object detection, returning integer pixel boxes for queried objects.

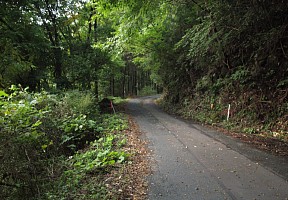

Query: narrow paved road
[127,96,288,200]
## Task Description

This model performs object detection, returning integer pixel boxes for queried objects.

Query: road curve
[127,96,288,200]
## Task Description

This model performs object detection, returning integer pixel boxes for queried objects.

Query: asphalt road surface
[127,96,288,200]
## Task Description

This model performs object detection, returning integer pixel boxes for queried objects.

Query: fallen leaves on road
[210,125,288,156]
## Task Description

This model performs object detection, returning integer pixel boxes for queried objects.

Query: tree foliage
[0,0,156,97]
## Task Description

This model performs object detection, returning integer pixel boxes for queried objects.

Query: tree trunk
[111,76,115,96]
[94,79,99,100]
[133,68,137,96]
[122,67,126,98]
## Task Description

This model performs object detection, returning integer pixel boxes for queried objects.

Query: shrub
[0,87,130,199]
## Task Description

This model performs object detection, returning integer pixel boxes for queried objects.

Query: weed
[0,87,130,200]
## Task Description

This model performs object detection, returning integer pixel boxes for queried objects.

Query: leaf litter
[103,116,151,199]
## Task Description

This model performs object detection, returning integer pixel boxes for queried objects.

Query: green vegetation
[138,86,157,97]
[1,0,288,198]
[0,87,129,199]
[0,0,156,97]
[155,1,288,142]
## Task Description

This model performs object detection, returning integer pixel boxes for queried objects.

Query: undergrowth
[138,86,157,97]
[0,86,130,200]
[160,87,288,142]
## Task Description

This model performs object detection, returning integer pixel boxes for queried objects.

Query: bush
[62,90,98,115]
[46,114,129,200]
[0,87,130,200]
[0,88,52,199]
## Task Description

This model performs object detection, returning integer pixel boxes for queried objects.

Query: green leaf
[41,144,48,150]
[118,155,125,163]
[32,120,42,128]
[0,90,8,97]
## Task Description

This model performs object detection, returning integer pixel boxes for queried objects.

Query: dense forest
[0,0,158,97]
[1,0,287,199]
